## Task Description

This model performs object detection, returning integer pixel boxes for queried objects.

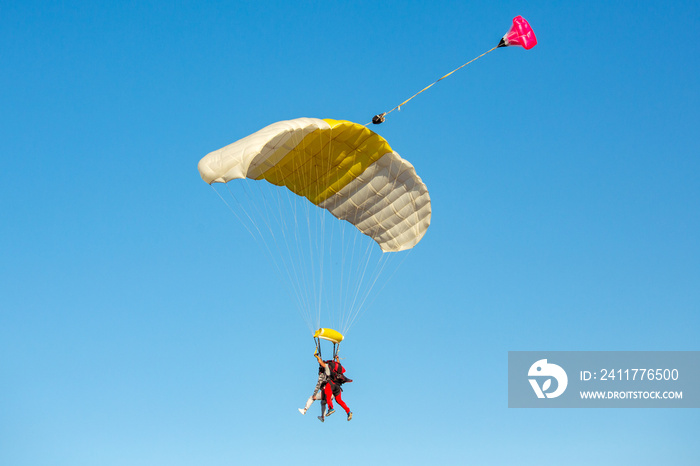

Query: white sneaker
[298,408,306,415]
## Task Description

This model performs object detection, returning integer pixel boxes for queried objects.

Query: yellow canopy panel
[313,328,344,344]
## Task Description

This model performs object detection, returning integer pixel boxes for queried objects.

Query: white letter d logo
[528,359,568,399]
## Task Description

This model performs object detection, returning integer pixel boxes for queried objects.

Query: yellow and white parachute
[198,118,431,336]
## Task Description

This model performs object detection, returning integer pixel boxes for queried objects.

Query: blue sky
[1,1,698,465]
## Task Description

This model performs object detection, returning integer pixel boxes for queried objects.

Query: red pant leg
[334,390,350,414]
[323,383,334,409]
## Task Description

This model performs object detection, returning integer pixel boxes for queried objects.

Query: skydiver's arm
[316,354,327,369]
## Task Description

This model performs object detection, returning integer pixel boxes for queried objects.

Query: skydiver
[298,352,353,422]
[320,353,353,422]
[298,351,331,420]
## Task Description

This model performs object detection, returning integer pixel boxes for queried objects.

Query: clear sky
[1,1,699,465]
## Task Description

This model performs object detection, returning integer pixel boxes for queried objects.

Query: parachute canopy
[314,328,344,344]
[198,118,431,252]
[499,15,537,50]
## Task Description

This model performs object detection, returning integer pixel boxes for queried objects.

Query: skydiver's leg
[317,398,328,422]
[334,391,350,414]
[302,395,315,411]
[323,383,334,410]
[300,384,324,414]
[305,389,323,410]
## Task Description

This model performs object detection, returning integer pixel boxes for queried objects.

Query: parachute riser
[314,337,322,359]
[314,337,340,359]
[313,337,341,360]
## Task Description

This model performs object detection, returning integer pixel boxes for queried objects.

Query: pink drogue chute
[498,16,537,50]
